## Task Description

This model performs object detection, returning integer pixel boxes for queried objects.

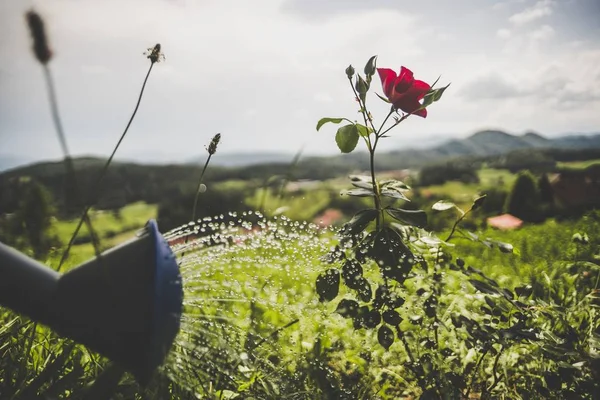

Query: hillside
[2,130,600,218]
[3,130,600,173]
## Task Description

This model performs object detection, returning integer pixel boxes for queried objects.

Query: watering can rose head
[377,66,430,118]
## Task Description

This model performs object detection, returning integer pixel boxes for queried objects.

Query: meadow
[2,170,599,399]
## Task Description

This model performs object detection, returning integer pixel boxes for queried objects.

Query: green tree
[538,173,554,204]
[504,170,540,222]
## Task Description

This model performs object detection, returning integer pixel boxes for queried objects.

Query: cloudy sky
[1,0,599,163]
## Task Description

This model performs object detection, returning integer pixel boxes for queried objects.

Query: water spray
[0,220,183,384]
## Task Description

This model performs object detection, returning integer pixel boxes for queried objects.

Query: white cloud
[530,24,555,41]
[1,0,599,161]
[509,0,554,25]
[314,92,333,103]
[459,73,526,99]
[492,0,527,11]
[497,28,512,39]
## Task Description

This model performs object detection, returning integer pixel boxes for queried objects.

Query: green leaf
[488,239,516,254]
[380,179,410,190]
[469,279,501,296]
[433,83,451,101]
[497,242,514,254]
[341,188,375,197]
[432,200,456,211]
[316,117,351,131]
[385,208,427,228]
[378,325,395,350]
[382,309,402,326]
[349,175,375,189]
[356,124,373,137]
[335,299,359,318]
[364,55,378,76]
[375,92,391,103]
[420,83,451,109]
[417,235,446,247]
[363,308,380,328]
[316,269,340,302]
[356,278,373,303]
[472,194,486,210]
[341,209,378,236]
[335,124,360,153]
[368,227,414,283]
[381,187,410,201]
[342,260,364,289]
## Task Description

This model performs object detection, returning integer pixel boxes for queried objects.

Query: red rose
[377,67,431,118]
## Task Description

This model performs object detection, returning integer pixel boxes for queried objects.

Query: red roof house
[487,213,523,230]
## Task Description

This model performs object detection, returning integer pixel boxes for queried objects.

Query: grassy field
[419,168,516,205]
[2,173,599,399]
[557,158,600,170]
[47,201,157,268]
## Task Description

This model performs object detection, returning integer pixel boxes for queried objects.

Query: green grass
[419,168,515,206]
[478,167,516,187]
[4,193,599,398]
[46,202,157,269]
[245,187,333,221]
[557,158,600,170]
[52,201,156,240]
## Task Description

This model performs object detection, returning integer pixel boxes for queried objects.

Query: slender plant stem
[179,135,220,263]
[465,348,489,399]
[397,328,429,390]
[23,63,105,376]
[378,112,411,138]
[43,65,103,261]
[347,76,384,229]
[191,153,213,223]
[368,144,381,230]
[347,76,378,136]
[56,62,155,272]
[485,346,504,395]
[376,109,395,138]
[445,207,473,243]
[250,318,299,349]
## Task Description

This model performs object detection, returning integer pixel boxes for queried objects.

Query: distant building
[487,213,523,230]
[313,208,343,227]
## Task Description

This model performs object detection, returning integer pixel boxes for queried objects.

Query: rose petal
[394,67,415,93]
[393,96,426,117]
[377,68,397,99]
[398,66,414,82]
[409,80,431,101]
[413,107,428,118]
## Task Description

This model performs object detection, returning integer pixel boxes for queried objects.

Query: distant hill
[192,152,298,168]
[318,130,600,171]
[2,130,600,218]
[402,130,598,164]
[2,130,600,177]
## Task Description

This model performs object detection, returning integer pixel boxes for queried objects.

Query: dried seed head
[26,10,52,65]
[145,43,164,63]
[207,133,221,155]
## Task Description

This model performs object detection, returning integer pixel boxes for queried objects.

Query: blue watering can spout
[0,220,183,384]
